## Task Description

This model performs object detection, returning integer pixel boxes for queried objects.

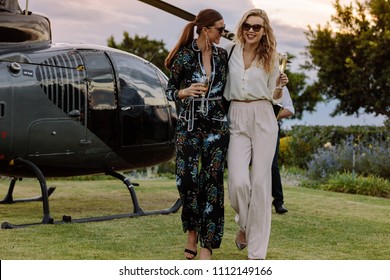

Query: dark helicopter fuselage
[0,10,176,178]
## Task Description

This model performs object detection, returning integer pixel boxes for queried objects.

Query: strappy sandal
[184,248,197,260]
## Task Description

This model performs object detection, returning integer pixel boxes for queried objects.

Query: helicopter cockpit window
[82,53,116,110]
[109,53,167,108]
[109,52,172,147]
[0,13,51,44]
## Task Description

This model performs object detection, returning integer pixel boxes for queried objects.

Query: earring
[205,34,210,51]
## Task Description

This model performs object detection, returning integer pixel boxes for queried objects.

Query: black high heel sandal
[184,248,197,260]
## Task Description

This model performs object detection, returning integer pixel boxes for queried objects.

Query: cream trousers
[227,100,278,259]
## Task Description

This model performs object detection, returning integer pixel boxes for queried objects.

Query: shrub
[354,137,389,178]
[300,172,389,198]
[324,172,390,198]
[279,136,292,166]
[284,125,388,169]
[306,144,341,180]
[307,135,389,180]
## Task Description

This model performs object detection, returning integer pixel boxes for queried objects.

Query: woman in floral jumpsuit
[165,9,229,260]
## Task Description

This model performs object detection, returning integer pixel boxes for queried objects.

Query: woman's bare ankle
[199,247,212,260]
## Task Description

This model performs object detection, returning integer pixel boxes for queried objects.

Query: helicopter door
[80,51,117,148]
[108,52,173,148]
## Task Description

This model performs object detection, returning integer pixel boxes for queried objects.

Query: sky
[23,0,387,127]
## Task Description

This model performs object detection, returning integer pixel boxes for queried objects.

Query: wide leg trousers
[227,100,278,259]
[175,118,229,249]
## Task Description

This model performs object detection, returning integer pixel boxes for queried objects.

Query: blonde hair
[165,9,223,69]
[234,9,277,73]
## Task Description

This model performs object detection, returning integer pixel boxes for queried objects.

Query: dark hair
[165,9,223,69]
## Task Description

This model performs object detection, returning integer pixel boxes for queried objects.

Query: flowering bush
[283,125,388,176]
[307,135,389,180]
[279,136,292,166]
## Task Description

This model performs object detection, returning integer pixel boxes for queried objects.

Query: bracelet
[275,86,283,90]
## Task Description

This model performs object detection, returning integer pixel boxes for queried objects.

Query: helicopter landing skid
[1,159,181,229]
[56,169,182,224]
[0,177,56,204]
[1,157,54,229]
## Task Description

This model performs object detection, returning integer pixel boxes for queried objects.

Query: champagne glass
[197,75,209,114]
[279,53,288,74]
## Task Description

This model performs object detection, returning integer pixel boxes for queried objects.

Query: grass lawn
[0,177,389,260]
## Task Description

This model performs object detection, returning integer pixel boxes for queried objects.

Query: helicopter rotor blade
[137,0,233,40]
[138,0,195,21]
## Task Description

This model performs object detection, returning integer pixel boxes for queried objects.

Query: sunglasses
[208,24,226,34]
[242,23,263,32]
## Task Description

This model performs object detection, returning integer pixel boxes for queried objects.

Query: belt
[232,99,267,103]
[178,96,222,132]
[193,96,222,101]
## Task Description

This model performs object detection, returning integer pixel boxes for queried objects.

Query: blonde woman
[224,8,289,260]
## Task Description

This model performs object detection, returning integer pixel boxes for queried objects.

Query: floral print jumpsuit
[165,40,229,249]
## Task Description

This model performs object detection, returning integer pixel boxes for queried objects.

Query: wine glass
[279,53,288,74]
[197,75,209,114]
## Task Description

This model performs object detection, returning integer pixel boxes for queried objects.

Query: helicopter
[0,0,200,229]
[0,0,235,229]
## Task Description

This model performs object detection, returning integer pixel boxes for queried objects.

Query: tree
[302,0,390,119]
[107,31,169,75]
[284,54,320,119]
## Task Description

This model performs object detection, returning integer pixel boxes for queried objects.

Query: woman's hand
[273,73,288,99]
[277,73,289,87]
[179,83,208,99]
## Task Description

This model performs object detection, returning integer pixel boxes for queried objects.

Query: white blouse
[223,44,282,104]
